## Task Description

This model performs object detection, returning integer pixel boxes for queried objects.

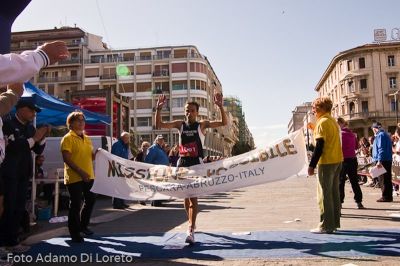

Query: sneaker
[357,202,365,209]
[185,228,195,245]
[81,228,94,236]
[5,244,30,253]
[310,228,334,234]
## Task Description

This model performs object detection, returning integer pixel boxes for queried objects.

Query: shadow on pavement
[22,229,400,262]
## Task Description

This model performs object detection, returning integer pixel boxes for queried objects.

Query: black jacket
[1,115,45,180]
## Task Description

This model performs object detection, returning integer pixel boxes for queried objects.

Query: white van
[41,136,113,179]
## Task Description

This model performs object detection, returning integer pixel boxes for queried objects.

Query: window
[359,57,365,69]
[136,99,152,109]
[172,97,187,108]
[360,79,367,90]
[348,80,354,92]
[347,60,352,71]
[171,63,187,73]
[172,81,187,90]
[361,101,368,113]
[391,99,398,112]
[137,117,152,127]
[388,55,395,67]
[389,77,397,89]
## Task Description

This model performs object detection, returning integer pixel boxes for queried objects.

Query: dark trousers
[0,174,28,246]
[66,180,96,238]
[112,197,125,207]
[379,160,393,201]
[339,157,363,203]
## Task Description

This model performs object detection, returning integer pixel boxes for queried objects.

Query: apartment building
[10,27,129,137]
[11,26,240,156]
[315,41,400,137]
[224,97,255,149]
[288,102,313,149]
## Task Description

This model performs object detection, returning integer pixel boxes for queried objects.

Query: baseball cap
[155,134,164,140]
[371,122,382,129]
[15,100,41,113]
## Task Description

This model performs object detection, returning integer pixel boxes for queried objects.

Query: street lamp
[389,90,399,125]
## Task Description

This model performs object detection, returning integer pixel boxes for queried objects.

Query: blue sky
[12,0,400,148]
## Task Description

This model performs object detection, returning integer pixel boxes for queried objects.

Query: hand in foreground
[40,41,70,65]
[156,94,167,109]
[214,92,223,107]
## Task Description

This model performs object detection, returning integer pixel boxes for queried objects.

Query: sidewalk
[20,175,400,265]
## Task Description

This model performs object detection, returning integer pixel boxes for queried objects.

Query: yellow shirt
[314,113,343,165]
[60,130,95,184]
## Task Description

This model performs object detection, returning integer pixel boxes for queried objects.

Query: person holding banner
[308,97,343,234]
[155,93,227,244]
[61,111,96,243]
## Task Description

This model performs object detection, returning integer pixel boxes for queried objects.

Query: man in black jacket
[0,99,48,253]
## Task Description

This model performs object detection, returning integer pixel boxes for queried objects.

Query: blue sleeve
[111,142,123,157]
[376,134,383,161]
[144,148,154,164]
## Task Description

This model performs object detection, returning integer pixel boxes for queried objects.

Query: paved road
[20,175,400,265]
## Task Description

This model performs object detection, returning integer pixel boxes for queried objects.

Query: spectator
[145,135,169,207]
[163,143,171,156]
[134,141,150,162]
[368,136,375,156]
[359,137,370,157]
[168,144,179,167]
[0,99,48,253]
[308,97,343,234]
[337,118,364,209]
[371,122,393,202]
[61,111,96,243]
[111,132,131,209]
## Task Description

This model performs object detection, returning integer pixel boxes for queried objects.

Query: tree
[231,141,252,156]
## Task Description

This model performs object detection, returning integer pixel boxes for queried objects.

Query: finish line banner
[92,130,307,200]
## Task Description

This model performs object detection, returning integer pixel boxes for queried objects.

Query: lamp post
[389,90,399,125]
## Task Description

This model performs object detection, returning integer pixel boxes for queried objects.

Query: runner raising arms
[155,93,227,245]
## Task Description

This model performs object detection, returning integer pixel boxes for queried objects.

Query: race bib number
[179,142,199,157]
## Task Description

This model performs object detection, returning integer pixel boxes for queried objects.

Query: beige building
[10,26,242,156]
[288,102,313,149]
[316,41,400,137]
[224,97,255,150]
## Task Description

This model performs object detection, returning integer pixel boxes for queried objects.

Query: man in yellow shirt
[308,97,343,234]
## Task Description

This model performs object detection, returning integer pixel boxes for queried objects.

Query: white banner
[92,130,307,200]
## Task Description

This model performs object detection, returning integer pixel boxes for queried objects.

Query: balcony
[37,76,80,83]
[153,70,169,77]
[342,111,400,120]
[100,74,116,80]
[57,57,81,65]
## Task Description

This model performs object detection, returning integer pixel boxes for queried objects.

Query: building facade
[224,97,255,149]
[288,102,313,150]
[315,42,400,137]
[10,27,246,156]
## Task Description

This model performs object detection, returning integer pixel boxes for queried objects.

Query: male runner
[155,92,227,244]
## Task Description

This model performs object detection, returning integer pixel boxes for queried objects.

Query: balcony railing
[83,53,207,64]
[37,76,80,83]
[100,74,116,80]
[342,111,400,120]
[57,58,81,65]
